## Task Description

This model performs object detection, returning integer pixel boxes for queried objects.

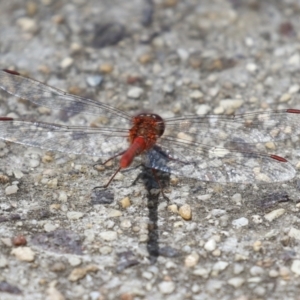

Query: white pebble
[68,256,81,267]
[13,170,24,179]
[219,99,243,109]
[288,53,300,66]
[120,219,132,229]
[29,159,40,168]
[264,208,285,222]
[252,215,263,224]
[44,223,56,232]
[67,211,84,220]
[60,57,74,69]
[189,90,203,100]
[86,75,103,87]
[288,227,300,240]
[158,281,175,294]
[0,256,8,268]
[58,191,68,202]
[185,252,200,268]
[212,261,229,273]
[127,87,144,99]
[246,62,258,73]
[11,247,35,262]
[99,231,117,241]
[289,84,300,94]
[5,185,18,195]
[177,48,189,61]
[196,104,211,115]
[291,260,300,275]
[232,217,249,228]
[227,277,245,287]
[231,193,242,205]
[204,239,216,252]
[193,267,210,278]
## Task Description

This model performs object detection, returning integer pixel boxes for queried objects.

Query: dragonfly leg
[93,167,122,190]
[93,150,126,169]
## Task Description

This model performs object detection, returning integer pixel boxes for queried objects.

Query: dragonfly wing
[142,139,295,183]
[0,70,131,122]
[164,109,300,146]
[0,118,129,158]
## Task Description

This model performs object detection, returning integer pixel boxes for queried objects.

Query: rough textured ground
[1,0,300,299]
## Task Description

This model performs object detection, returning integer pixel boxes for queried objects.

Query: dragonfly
[0,69,299,191]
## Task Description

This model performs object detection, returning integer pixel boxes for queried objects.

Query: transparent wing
[143,140,295,184]
[164,109,300,146]
[0,69,131,121]
[0,118,129,158]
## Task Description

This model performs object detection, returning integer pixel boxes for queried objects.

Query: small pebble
[13,170,24,179]
[212,261,229,274]
[264,208,285,222]
[86,75,103,87]
[158,281,175,294]
[0,256,8,268]
[68,256,81,267]
[120,219,132,229]
[269,269,279,277]
[5,185,18,195]
[250,266,264,276]
[231,193,242,205]
[252,215,263,224]
[193,267,210,278]
[196,104,210,115]
[232,217,248,228]
[99,246,112,255]
[289,84,300,94]
[167,204,178,213]
[288,53,300,66]
[138,53,153,64]
[227,277,245,287]
[99,63,114,74]
[29,159,40,168]
[233,263,244,275]
[12,235,27,246]
[120,197,131,208]
[177,48,189,61]
[253,240,262,252]
[67,211,84,220]
[127,87,144,99]
[47,178,58,188]
[163,84,174,94]
[44,223,57,232]
[68,265,98,282]
[288,227,300,240]
[11,247,35,262]
[60,57,74,69]
[204,239,216,252]
[50,262,66,272]
[17,17,37,33]
[246,62,258,73]
[107,209,122,217]
[179,204,192,220]
[189,90,203,100]
[184,252,200,268]
[291,260,300,275]
[279,93,291,102]
[99,231,117,241]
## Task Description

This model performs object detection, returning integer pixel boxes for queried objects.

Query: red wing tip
[2,69,20,75]
[286,109,300,114]
[0,117,14,121]
[270,154,287,162]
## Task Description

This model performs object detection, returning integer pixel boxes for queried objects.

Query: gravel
[1,0,300,299]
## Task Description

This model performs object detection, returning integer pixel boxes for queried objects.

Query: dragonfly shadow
[132,165,171,264]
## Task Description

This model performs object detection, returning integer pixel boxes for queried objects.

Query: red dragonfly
[0,69,298,188]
